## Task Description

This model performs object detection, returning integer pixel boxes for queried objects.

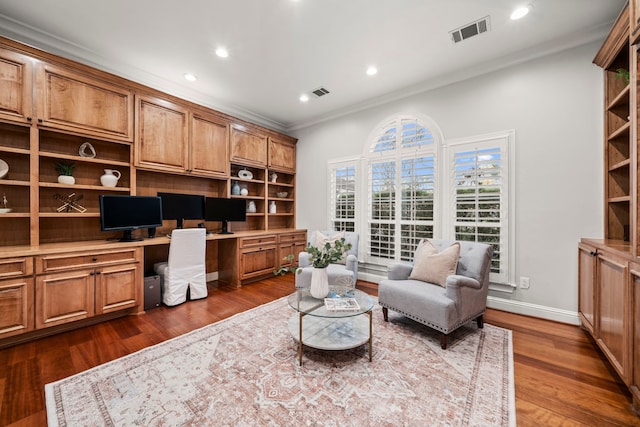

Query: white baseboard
[206,272,219,282]
[487,296,580,325]
[359,271,580,325]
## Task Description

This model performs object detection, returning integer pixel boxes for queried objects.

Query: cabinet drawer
[36,249,139,273]
[0,257,34,278]
[239,235,277,248]
[278,231,307,245]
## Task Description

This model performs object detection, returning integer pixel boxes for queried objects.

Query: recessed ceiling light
[299,94,309,102]
[366,66,378,76]
[510,5,530,20]
[215,48,229,58]
[184,73,197,82]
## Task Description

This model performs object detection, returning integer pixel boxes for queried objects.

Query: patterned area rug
[45,296,515,426]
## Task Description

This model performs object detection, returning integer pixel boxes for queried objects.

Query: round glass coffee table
[287,287,374,366]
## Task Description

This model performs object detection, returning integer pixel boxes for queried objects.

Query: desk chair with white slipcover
[153,228,207,306]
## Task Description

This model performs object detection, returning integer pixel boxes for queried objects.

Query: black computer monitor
[205,197,247,234]
[157,192,205,229]
[99,195,163,242]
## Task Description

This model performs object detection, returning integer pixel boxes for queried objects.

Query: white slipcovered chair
[295,230,359,288]
[153,228,207,306]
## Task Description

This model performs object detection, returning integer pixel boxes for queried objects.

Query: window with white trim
[329,160,357,232]
[366,116,437,264]
[445,132,513,284]
[327,115,514,285]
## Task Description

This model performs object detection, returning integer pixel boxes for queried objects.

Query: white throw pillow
[409,240,460,287]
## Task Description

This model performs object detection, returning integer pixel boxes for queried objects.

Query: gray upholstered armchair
[378,239,493,349]
[295,230,359,288]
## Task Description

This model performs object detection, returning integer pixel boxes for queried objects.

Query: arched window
[327,114,513,285]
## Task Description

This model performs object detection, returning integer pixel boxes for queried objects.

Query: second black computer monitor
[157,192,205,229]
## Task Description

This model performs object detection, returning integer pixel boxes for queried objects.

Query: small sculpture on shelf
[54,192,86,213]
[270,201,277,213]
[78,142,96,158]
[0,193,10,213]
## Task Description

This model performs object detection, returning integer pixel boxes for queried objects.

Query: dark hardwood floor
[0,275,638,426]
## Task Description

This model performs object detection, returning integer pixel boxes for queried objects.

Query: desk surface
[0,228,306,258]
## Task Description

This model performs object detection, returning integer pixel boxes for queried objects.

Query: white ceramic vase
[310,267,329,299]
[100,169,121,187]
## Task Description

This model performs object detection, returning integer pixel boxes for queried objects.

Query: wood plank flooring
[0,275,638,426]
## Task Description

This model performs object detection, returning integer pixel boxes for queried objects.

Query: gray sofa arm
[345,254,358,276]
[445,275,481,300]
[299,251,311,268]
[388,262,414,280]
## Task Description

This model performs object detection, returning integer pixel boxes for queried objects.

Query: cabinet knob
[95,271,101,275]
[26,116,32,121]
[589,250,598,257]
[92,257,98,262]
[38,118,43,123]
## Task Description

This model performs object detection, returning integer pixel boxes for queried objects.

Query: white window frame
[325,116,516,286]
[442,130,515,285]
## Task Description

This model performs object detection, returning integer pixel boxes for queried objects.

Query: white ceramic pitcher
[100,169,121,187]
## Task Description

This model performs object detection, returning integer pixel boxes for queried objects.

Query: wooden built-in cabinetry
[0,36,301,346]
[581,3,640,412]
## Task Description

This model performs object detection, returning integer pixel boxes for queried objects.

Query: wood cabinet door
[0,276,34,339]
[0,48,33,124]
[230,124,267,167]
[135,95,188,173]
[36,269,95,328]
[268,138,296,172]
[630,263,640,404]
[578,243,597,335]
[240,246,277,279]
[597,252,631,383]
[95,263,138,314]
[36,63,133,141]
[190,112,229,177]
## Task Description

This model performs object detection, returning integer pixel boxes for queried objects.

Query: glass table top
[287,287,374,318]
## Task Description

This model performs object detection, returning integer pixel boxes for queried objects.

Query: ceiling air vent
[311,87,330,98]
[449,16,490,44]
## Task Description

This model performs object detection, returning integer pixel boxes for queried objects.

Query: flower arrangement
[306,237,352,268]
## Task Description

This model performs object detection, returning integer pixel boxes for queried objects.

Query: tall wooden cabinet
[581,3,640,412]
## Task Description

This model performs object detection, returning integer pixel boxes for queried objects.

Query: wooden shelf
[39,182,130,192]
[0,146,30,156]
[608,121,631,140]
[609,158,631,171]
[0,179,30,187]
[38,152,130,168]
[608,196,632,203]
[39,212,100,218]
[607,84,630,110]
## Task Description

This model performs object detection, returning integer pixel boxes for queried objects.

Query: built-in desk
[0,228,306,348]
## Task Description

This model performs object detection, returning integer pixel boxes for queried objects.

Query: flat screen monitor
[205,197,247,234]
[157,192,205,229]
[99,195,163,242]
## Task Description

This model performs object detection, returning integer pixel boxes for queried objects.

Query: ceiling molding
[286,21,614,133]
[0,14,289,133]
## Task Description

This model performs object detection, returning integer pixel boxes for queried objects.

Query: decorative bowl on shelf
[276,191,288,198]
[0,208,12,214]
[0,159,8,179]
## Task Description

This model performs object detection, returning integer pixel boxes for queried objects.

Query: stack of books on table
[324,297,360,312]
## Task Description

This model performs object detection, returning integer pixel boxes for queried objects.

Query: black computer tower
[144,275,161,310]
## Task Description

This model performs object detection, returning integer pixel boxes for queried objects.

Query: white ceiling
[0,0,626,132]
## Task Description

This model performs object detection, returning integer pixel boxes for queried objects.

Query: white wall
[292,41,604,322]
